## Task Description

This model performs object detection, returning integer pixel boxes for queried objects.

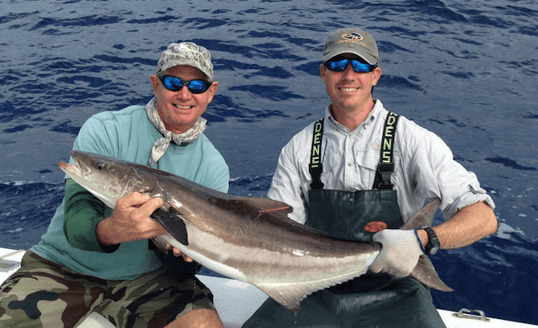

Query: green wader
[242,114,446,328]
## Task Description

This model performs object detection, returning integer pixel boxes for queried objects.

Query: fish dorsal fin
[402,198,453,292]
[401,198,440,230]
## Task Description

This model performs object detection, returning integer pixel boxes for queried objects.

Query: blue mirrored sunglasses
[158,75,212,94]
[324,57,375,73]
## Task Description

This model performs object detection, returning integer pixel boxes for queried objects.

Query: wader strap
[375,112,399,189]
[309,113,399,190]
[309,118,324,190]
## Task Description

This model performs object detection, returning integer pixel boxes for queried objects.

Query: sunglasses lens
[325,58,373,73]
[326,59,349,72]
[162,76,183,91]
[351,61,372,73]
[160,76,211,94]
[187,80,210,94]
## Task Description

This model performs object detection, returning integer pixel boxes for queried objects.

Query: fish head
[59,151,148,208]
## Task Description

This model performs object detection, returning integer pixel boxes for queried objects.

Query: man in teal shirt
[0,42,228,328]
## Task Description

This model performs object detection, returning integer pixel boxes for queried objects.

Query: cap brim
[323,50,377,65]
[159,60,213,81]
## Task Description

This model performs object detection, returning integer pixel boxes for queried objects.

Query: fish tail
[410,255,453,292]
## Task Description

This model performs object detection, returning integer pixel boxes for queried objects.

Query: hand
[370,229,424,277]
[166,243,194,263]
[97,192,165,246]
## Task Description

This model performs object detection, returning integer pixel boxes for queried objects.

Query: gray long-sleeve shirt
[268,100,494,224]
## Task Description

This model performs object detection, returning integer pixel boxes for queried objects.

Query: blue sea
[1,0,537,325]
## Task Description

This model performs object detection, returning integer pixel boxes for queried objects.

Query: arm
[268,142,309,224]
[64,178,168,252]
[417,201,497,250]
[371,122,498,276]
[64,178,111,252]
[371,201,497,277]
[64,113,169,251]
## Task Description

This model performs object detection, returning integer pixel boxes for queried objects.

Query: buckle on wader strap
[309,118,324,190]
[376,112,399,189]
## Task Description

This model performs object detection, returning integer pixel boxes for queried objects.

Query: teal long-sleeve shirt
[32,105,229,280]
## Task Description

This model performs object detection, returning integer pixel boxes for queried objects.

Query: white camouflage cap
[323,28,379,65]
[156,42,214,81]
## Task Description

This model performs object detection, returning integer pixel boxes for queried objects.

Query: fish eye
[96,162,105,170]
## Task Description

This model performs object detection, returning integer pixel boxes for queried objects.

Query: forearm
[418,201,497,250]
[95,218,121,252]
[63,179,112,252]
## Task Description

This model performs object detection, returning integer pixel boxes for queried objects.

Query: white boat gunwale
[1,247,535,328]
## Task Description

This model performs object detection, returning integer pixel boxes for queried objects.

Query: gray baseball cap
[322,28,379,65]
[156,42,214,81]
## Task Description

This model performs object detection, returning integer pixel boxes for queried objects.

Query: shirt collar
[325,99,382,134]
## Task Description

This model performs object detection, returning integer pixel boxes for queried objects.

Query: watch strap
[423,227,440,255]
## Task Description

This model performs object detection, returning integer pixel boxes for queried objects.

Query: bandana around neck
[145,97,207,166]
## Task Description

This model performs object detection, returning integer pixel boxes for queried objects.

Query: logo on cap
[342,32,363,41]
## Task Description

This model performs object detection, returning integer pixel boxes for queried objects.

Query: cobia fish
[59,150,452,312]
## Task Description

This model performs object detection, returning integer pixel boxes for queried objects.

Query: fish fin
[401,198,441,230]
[400,198,453,292]
[255,282,311,313]
[256,268,371,313]
[151,207,189,246]
[410,255,453,292]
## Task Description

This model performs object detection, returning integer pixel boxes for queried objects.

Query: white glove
[370,229,424,278]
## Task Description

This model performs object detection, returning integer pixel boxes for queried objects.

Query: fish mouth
[58,159,82,178]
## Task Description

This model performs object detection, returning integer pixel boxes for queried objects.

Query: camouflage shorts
[0,251,215,328]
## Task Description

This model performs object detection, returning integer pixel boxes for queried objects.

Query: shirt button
[348,162,353,166]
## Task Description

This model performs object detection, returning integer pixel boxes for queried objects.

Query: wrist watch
[422,227,440,255]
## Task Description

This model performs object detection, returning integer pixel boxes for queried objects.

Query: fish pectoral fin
[410,255,453,292]
[151,208,189,246]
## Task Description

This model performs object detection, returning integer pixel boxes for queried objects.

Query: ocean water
[1,0,537,325]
